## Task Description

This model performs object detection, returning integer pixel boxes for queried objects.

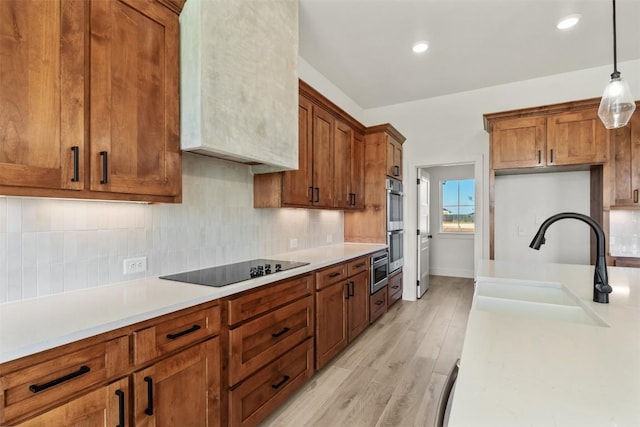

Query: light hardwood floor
[261,275,474,427]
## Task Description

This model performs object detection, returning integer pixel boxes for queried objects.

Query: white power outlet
[124,256,147,275]
[289,238,298,249]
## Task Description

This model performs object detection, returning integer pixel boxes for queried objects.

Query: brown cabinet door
[611,113,640,207]
[89,0,181,197]
[312,105,335,207]
[546,110,607,166]
[349,131,365,209]
[387,269,403,306]
[386,138,403,179]
[282,95,314,206]
[491,117,546,169]
[333,119,352,209]
[16,378,128,427]
[133,338,220,427]
[347,270,369,342]
[0,0,85,191]
[315,281,348,370]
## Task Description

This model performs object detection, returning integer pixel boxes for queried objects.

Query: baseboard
[429,267,474,278]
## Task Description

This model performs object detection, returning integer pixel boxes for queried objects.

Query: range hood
[180,0,299,173]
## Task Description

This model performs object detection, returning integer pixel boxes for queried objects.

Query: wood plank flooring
[261,275,474,427]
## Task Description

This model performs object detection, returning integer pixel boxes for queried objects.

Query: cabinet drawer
[388,270,402,307]
[316,263,347,290]
[370,286,387,323]
[229,338,313,427]
[133,305,220,365]
[229,296,313,386]
[227,274,313,326]
[347,256,369,276]
[0,336,128,425]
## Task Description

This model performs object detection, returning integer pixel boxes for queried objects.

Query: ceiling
[299,0,640,109]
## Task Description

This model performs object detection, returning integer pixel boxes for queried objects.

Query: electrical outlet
[289,238,298,249]
[124,256,147,275]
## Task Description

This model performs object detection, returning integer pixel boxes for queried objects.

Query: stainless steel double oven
[386,177,404,273]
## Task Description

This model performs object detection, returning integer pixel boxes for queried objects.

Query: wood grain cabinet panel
[228,339,313,427]
[133,337,220,427]
[610,112,640,207]
[228,296,314,386]
[315,263,347,290]
[315,280,349,370]
[546,110,607,166]
[15,378,129,427]
[89,0,181,198]
[281,96,315,206]
[0,0,85,191]
[347,270,370,342]
[333,119,352,209]
[388,269,403,307]
[0,336,128,425]
[387,135,403,179]
[370,286,387,323]
[491,117,546,169]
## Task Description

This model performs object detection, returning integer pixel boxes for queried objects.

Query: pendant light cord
[612,0,620,78]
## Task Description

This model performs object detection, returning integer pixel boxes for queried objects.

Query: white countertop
[0,243,386,364]
[449,260,640,427]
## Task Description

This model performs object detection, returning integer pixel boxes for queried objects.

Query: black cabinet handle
[549,149,554,164]
[29,365,90,393]
[375,300,384,306]
[392,285,400,290]
[309,187,314,203]
[349,281,355,297]
[355,263,365,268]
[314,187,320,202]
[271,327,290,338]
[144,376,154,416]
[100,151,108,184]
[71,146,79,182]
[328,272,341,278]
[537,150,541,164]
[345,283,350,300]
[166,324,201,340]
[115,389,125,427]
[271,375,290,389]
[634,189,639,203]
[394,165,400,176]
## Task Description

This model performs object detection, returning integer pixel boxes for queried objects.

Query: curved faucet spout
[529,212,612,303]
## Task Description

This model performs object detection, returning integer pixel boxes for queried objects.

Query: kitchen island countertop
[449,260,640,427]
[0,243,386,364]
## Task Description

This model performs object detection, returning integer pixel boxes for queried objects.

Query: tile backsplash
[0,153,343,302]
[610,210,640,257]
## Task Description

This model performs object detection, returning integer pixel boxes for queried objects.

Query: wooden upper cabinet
[491,117,546,169]
[90,0,181,198]
[546,110,607,166]
[0,0,85,191]
[312,105,335,208]
[610,111,640,207]
[282,95,314,206]
[386,136,403,179]
[333,119,353,209]
[486,99,608,172]
[350,131,365,209]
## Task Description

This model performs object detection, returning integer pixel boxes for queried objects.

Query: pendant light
[597,0,636,129]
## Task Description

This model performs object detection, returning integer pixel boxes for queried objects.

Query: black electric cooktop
[159,259,309,288]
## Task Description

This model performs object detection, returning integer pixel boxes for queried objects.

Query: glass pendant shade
[598,74,636,129]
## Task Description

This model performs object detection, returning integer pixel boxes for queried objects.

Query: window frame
[439,178,476,234]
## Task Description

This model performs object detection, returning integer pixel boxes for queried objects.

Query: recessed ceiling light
[412,41,429,53]
[557,14,581,30]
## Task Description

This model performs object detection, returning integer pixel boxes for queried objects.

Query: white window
[441,179,475,233]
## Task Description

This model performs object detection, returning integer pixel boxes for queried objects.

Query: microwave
[386,178,403,231]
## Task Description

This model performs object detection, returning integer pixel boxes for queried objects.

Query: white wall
[494,171,591,264]
[424,164,475,278]
[361,59,640,300]
[0,154,343,303]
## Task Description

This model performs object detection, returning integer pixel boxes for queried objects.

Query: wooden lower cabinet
[228,338,313,427]
[347,270,370,341]
[133,337,220,427]
[387,269,403,307]
[15,377,128,427]
[370,286,388,323]
[315,279,349,369]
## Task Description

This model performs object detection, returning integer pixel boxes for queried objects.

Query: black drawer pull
[309,186,314,203]
[71,146,79,182]
[537,149,541,164]
[100,151,108,184]
[115,389,125,427]
[144,376,154,416]
[271,327,290,338]
[314,187,320,202]
[328,272,341,278]
[392,285,400,289]
[394,165,400,176]
[29,365,90,393]
[549,149,554,164]
[349,281,355,297]
[166,324,201,340]
[355,263,365,268]
[634,189,639,203]
[375,300,384,306]
[271,375,290,389]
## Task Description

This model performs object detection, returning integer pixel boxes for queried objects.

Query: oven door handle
[387,230,404,235]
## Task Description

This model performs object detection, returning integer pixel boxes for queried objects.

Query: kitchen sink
[474,278,608,327]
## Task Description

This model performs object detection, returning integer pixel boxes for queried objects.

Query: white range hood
[180,0,299,173]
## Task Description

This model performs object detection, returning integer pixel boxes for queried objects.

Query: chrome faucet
[529,212,612,303]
